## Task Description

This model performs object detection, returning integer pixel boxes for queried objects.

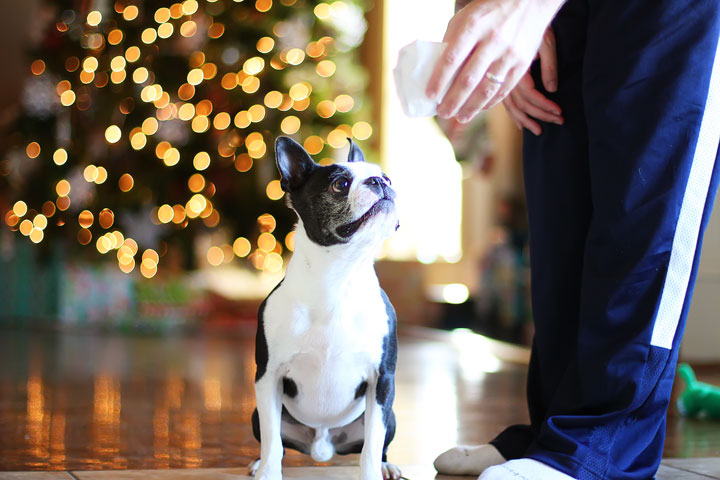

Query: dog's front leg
[359,373,388,480]
[255,374,283,480]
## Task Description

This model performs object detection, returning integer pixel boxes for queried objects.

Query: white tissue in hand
[393,40,448,117]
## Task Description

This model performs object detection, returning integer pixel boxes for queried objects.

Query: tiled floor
[0,327,719,479]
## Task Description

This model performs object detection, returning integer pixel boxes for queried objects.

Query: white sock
[433,444,506,475]
[479,459,577,480]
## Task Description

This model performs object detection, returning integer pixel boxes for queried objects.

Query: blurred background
[1,0,718,473]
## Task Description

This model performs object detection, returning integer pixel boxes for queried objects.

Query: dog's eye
[331,177,350,193]
[382,174,391,185]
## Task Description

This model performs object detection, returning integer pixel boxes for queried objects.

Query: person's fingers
[539,27,558,93]
[503,93,542,136]
[511,80,563,124]
[483,65,525,110]
[426,17,481,101]
[437,41,496,119]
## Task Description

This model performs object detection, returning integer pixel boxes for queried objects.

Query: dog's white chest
[263,284,389,428]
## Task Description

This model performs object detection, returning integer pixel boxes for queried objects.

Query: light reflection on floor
[0,327,717,472]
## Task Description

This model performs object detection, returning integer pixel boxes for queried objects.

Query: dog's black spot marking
[331,432,348,445]
[255,280,283,382]
[354,380,368,399]
[335,440,365,455]
[283,376,298,398]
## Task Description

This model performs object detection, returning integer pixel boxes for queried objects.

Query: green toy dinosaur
[676,363,720,420]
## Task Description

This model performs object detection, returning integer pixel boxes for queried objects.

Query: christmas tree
[2,0,373,279]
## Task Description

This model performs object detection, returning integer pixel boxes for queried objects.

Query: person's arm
[426,0,566,123]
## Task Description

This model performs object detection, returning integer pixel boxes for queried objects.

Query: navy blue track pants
[490,1,720,479]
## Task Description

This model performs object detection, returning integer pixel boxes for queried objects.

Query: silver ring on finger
[485,72,505,85]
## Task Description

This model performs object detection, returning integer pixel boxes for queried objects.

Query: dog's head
[275,136,398,248]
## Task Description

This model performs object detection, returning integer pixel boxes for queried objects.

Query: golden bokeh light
[314,3,331,19]
[141,28,158,44]
[31,60,45,76]
[264,91,283,108]
[182,0,199,15]
[154,7,171,23]
[285,231,295,251]
[258,213,276,232]
[258,232,277,252]
[208,22,225,39]
[78,210,94,228]
[56,179,71,197]
[207,246,224,266]
[266,180,284,200]
[110,56,126,72]
[5,212,19,228]
[163,148,180,166]
[42,201,56,218]
[241,76,260,94]
[316,99,336,118]
[352,121,373,140]
[13,201,28,217]
[257,37,275,53]
[193,151,211,171]
[188,173,206,193]
[60,90,76,106]
[335,94,355,112]
[110,70,127,84]
[83,165,98,183]
[327,129,349,148]
[33,214,48,230]
[286,48,306,65]
[263,252,284,273]
[243,57,265,76]
[280,115,301,134]
[123,5,139,21]
[65,57,80,72]
[234,153,253,172]
[125,46,141,63]
[233,237,251,257]
[140,262,157,279]
[131,131,147,150]
[178,103,196,121]
[119,173,134,192]
[142,117,159,135]
[178,83,195,100]
[256,0,273,12]
[108,29,124,45]
[19,219,33,236]
[181,20,197,37]
[29,229,44,244]
[292,97,310,111]
[187,68,204,85]
[221,73,238,90]
[99,209,115,229]
[77,228,92,245]
[53,148,68,165]
[96,166,108,184]
[234,111,252,129]
[82,56,99,73]
[56,196,71,211]
[213,112,231,130]
[157,204,174,223]
[303,135,324,155]
[158,22,174,39]
[105,125,122,144]
[26,142,41,159]
[87,10,102,26]
[133,67,149,83]
[306,41,325,58]
[191,115,210,133]
[316,59,336,77]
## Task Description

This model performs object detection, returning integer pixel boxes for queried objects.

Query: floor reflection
[0,328,717,471]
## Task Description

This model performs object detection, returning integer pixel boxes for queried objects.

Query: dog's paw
[255,463,282,480]
[247,458,260,476]
[382,462,402,480]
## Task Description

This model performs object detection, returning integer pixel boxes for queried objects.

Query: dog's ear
[347,138,366,163]
[276,136,318,192]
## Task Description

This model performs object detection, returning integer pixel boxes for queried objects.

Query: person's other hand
[502,27,564,136]
[426,0,565,123]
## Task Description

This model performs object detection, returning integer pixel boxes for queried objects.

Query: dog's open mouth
[336,199,394,239]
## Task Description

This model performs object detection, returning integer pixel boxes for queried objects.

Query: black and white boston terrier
[250,136,401,480]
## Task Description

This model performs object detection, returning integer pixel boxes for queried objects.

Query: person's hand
[426,0,565,123]
[503,27,564,136]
